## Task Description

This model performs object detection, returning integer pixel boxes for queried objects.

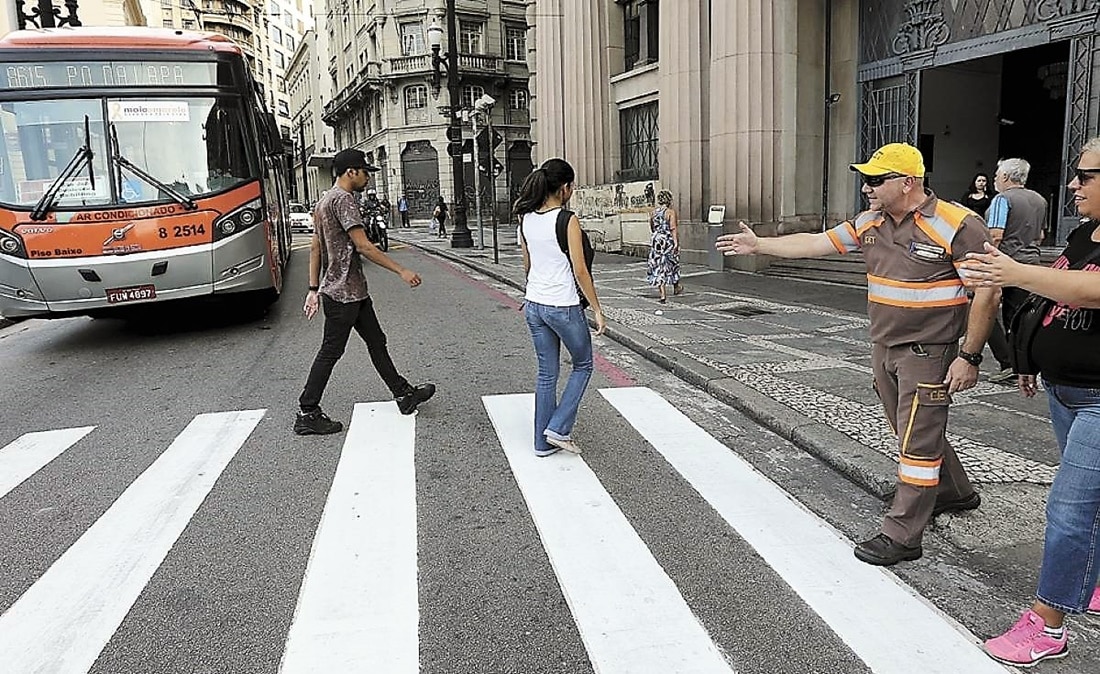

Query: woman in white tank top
[515,159,606,457]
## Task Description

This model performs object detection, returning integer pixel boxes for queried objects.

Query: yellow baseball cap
[849,142,926,177]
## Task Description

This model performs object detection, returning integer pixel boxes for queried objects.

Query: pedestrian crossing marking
[600,387,1011,674]
[279,401,419,674]
[0,426,95,499]
[0,409,265,674]
[483,393,736,674]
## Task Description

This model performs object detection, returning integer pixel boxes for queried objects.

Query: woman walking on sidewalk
[963,137,1100,668]
[646,189,683,303]
[515,158,606,457]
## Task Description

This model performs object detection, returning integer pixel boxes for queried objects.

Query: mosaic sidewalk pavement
[397,229,1058,490]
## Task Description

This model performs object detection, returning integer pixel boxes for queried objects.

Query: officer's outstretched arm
[755,231,838,259]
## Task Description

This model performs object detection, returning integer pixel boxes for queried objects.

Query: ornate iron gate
[400,141,440,219]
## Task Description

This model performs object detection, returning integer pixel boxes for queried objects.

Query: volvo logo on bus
[103,223,135,246]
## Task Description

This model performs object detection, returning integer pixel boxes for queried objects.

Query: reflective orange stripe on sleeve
[827,221,859,254]
[898,456,942,487]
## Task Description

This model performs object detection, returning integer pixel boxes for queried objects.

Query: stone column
[709,0,801,226]
[560,0,613,183]
[529,0,566,163]
[658,0,709,225]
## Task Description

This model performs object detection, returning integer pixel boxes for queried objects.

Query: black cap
[333,148,379,175]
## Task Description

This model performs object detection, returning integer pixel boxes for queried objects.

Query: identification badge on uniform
[909,241,948,261]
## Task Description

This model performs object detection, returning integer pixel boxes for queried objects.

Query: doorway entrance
[918,41,1069,244]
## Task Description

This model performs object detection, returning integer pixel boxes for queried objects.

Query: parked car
[289,201,313,233]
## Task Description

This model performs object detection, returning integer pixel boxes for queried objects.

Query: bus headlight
[0,229,26,258]
[213,198,264,240]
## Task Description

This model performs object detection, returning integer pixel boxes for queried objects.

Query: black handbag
[1007,244,1100,375]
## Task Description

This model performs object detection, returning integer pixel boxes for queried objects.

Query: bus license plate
[106,284,157,304]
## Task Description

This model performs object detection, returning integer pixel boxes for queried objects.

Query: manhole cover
[718,306,773,317]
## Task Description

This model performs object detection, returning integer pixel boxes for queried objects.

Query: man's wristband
[308,285,319,292]
[958,349,983,366]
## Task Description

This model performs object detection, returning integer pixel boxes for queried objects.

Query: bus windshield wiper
[108,123,197,211]
[30,115,96,221]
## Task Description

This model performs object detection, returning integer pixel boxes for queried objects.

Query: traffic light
[446,127,463,142]
[447,140,464,157]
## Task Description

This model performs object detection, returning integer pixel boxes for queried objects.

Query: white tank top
[522,208,580,306]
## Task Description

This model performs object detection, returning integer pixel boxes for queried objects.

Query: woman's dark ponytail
[513,158,576,218]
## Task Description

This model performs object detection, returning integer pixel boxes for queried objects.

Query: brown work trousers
[872,342,974,546]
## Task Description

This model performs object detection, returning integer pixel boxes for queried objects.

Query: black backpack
[553,209,594,308]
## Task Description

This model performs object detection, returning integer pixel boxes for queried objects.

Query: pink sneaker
[1088,587,1100,616]
[984,610,1068,667]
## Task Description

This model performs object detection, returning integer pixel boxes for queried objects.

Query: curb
[0,317,14,330]
[396,234,894,500]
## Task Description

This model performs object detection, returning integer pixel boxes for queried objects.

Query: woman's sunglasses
[860,173,904,188]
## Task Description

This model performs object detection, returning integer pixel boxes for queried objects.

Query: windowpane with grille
[620,101,659,181]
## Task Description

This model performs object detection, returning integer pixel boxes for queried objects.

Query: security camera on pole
[472,94,495,250]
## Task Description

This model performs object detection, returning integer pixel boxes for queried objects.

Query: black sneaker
[396,383,436,415]
[294,409,343,435]
[854,534,922,566]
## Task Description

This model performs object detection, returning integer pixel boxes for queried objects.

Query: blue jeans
[525,301,594,451]
[1037,380,1100,614]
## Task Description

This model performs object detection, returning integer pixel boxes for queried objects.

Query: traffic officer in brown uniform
[715,143,1000,566]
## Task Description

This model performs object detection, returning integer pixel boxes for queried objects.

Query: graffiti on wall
[570,180,660,220]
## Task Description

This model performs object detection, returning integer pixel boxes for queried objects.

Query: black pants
[400,211,410,227]
[986,286,1030,371]
[299,295,411,412]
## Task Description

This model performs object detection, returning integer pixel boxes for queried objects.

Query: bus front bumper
[0,232,273,318]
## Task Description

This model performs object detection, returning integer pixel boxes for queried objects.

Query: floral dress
[646,206,681,287]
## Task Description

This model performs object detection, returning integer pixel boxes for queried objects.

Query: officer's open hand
[303,290,319,320]
[715,222,758,256]
[944,358,979,395]
[400,269,422,288]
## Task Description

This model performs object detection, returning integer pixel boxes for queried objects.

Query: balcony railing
[458,54,501,72]
[388,54,429,74]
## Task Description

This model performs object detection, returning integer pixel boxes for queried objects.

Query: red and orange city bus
[0,27,292,319]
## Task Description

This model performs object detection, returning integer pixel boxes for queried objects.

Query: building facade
[529,0,859,264]
[322,0,532,218]
[1,0,148,32]
[288,28,336,204]
[532,0,1098,265]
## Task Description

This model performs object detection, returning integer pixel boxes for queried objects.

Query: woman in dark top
[963,138,1100,668]
[433,196,448,237]
[960,172,993,216]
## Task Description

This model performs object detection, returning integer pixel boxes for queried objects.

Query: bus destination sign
[0,62,218,90]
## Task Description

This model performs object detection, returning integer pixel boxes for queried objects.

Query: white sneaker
[545,434,582,454]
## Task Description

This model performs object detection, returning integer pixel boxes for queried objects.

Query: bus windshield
[0,95,256,209]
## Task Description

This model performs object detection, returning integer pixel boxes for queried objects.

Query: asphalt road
[0,237,1092,673]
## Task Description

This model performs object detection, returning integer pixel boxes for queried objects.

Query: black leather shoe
[932,491,981,517]
[854,534,922,566]
[396,383,436,415]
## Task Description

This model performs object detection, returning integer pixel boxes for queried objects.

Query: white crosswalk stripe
[484,393,737,674]
[0,410,265,674]
[0,391,1014,673]
[600,387,1009,674]
[0,426,95,499]
[280,401,419,674]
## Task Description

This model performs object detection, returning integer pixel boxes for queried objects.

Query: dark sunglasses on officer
[860,173,906,188]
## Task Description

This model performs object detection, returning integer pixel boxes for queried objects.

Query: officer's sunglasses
[861,173,905,188]
[1073,168,1100,184]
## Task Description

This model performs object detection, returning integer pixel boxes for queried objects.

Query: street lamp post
[427,6,474,248]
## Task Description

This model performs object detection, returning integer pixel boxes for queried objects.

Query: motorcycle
[368,211,389,252]
[361,204,389,252]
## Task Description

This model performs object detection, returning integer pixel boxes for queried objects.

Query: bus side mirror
[264,113,283,154]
